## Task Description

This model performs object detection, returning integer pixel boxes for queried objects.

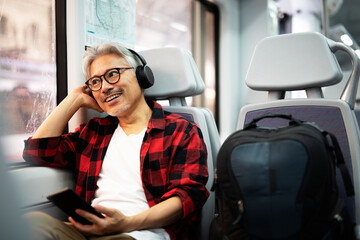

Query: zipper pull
[232,200,244,225]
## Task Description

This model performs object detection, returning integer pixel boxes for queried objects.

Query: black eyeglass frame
[85,67,134,91]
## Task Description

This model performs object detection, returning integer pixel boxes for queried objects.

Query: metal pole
[321,0,329,36]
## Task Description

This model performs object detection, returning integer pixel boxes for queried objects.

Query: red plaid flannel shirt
[23,101,209,239]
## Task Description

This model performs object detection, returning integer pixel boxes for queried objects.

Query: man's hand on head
[70,85,104,113]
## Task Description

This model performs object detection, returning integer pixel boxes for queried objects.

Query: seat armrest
[9,166,74,208]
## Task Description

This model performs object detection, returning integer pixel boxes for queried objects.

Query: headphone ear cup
[136,65,154,89]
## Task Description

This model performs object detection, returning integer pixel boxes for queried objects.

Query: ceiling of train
[329,0,360,45]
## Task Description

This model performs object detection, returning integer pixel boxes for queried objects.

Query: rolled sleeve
[22,124,85,167]
[162,125,209,222]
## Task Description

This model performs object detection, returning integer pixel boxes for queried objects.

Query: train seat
[141,47,220,240]
[236,32,360,238]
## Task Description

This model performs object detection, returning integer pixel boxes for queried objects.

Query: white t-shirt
[92,125,170,240]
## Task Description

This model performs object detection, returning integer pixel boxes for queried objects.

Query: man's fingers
[75,209,102,224]
[93,205,116,217]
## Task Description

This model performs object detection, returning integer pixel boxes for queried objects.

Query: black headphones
[128,49,154,89]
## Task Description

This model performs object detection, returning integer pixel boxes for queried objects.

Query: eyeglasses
[85,67,133,91]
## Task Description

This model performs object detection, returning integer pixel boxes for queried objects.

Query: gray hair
[82,42,140,80]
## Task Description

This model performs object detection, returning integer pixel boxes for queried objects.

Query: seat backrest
[237,32,360,237]
[141,47,220,240]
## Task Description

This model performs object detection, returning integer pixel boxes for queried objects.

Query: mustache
[100,89,123,102]
[102,89,123,96]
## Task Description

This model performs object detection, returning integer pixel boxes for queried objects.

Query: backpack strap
[326,132,355,197]
[244,113,301,130]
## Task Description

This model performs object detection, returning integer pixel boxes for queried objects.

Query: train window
[0,0,57,163]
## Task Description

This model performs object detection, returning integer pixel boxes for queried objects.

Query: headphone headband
[127,48,154,89]
[128,48,147,66]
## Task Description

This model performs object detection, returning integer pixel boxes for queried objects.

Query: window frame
[194,0,220,127]
[55,0,68,107]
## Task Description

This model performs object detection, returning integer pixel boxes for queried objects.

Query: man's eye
[107,70,119,78]
[91,79,101,85]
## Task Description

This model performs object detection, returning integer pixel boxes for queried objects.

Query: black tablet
[46,187,104,225]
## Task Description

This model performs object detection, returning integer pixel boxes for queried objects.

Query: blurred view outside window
[135,0,192,51]
[0,0,56,163]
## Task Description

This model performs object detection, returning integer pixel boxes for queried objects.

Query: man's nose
[101,77,114,92]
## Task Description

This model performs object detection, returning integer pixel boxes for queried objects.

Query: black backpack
[210,114,355,240]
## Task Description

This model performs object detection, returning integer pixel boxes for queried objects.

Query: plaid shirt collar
[147,101,166,130]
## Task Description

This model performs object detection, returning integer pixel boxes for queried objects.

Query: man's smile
[102,90,123,103]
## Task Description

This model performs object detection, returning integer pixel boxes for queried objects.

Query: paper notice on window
[85,0,135,48]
